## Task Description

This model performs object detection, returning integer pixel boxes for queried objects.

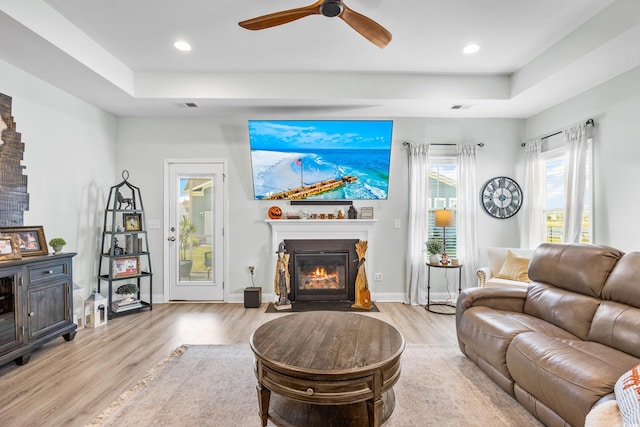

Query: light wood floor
[0,302,457,427]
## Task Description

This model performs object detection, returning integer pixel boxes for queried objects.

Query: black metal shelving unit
[97,171,153,318]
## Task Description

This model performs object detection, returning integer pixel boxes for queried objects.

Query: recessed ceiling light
[463,43,480,54]
[174,41,192,52]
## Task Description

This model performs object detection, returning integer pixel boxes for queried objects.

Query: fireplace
[285,239,359,302]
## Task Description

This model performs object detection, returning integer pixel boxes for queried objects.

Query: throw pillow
[585,400,623,427]
[615,364,640,427]
[495,250,530,282]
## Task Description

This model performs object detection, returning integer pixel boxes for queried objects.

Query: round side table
[425,262,463,314]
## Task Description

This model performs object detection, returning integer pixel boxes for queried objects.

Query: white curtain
[520,139,544,248]
[404,143,429,305]
[563,124,588,243]
[456,144,479,289]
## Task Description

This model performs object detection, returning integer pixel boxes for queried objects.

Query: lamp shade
[435,209,455,227]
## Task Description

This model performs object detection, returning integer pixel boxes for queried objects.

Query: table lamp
[435,208,455,264]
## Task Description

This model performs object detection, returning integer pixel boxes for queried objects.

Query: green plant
[425,239,444,255]
[116,283,139,295]
[179,215,197,261]
[49,237,66,247]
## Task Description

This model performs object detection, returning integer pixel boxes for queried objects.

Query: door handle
[168,236,176,242]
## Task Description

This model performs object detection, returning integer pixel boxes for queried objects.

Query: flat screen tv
[249,120,393,201]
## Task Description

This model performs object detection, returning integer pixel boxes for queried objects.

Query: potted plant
[49,237,66,254]
[179,215,197,280]
[115,283,139,302]
[426,238,444,264]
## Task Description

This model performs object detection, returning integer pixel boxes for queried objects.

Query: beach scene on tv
[249,120,393,200]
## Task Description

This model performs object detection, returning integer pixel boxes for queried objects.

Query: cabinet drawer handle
[306,388,314,396]
[48,270,54,275]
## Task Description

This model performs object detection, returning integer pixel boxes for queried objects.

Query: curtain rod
[521,118,594,147]
[402,142,485,147]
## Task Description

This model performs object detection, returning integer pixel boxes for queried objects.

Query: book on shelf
[113,297,141,307]
[112,301,143,312]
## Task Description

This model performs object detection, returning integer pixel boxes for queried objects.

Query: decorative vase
[429,254,440,264]
[53,245,63,254]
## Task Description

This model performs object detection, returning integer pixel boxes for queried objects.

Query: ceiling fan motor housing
[320,0,343,17]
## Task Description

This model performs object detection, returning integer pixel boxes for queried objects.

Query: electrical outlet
[249,266,255,275]
[374,272,383,281]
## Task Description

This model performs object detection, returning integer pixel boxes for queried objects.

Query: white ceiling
[1,0,639,118]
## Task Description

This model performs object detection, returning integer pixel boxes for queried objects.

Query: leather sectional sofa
[456,243,640,427]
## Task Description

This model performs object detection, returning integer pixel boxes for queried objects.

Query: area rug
[89,344,542,427]
[265,300,379,313]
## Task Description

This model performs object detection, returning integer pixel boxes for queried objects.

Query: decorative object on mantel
[0,93,30,227]
[351,240,372,310]
[348,205,358,219]
[360,207,373,219]
[268,205,283,219]
[273,241,291,310]
[49,237,66,254]
[0,225,48,257]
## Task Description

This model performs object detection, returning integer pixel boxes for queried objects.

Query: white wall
[116,116,525,302]
[525,66,640,253]
[0,59,117,296]
[13,56,638,303]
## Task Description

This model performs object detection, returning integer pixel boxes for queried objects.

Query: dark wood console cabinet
[0,253,77,367]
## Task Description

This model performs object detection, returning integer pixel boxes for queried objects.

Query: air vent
[450,104,471,110]
[185,102,198,108]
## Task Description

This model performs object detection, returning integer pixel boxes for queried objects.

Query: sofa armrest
[476,267,491,287]
[456,286,528,329]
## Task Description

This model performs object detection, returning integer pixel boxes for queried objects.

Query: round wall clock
[481,176,523,219]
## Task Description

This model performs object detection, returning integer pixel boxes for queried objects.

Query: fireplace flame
[314,267,327,277]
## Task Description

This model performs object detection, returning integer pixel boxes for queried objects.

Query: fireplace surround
[267,219,377,302]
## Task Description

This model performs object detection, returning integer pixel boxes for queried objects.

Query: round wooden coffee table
[250,312,405,427]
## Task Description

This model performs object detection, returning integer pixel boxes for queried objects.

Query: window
[428,159,457,256]
[542,144,592,243]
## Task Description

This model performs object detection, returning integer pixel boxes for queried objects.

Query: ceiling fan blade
[239,1,323,30]
[339,4,392,48]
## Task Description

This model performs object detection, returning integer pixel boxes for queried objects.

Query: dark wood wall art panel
[0,93,29,227]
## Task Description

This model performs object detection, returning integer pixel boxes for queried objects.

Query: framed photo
[123,213,142,232]
[0,226,48,257]
[0,234,22,261]
[113,256,140,278]
[360,207,374,219]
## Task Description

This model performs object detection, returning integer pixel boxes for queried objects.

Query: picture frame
[0,226,48,257]
[360,207,374,219]
[113,256,140,278]
[123,213,142,232]
[0,234,22,261]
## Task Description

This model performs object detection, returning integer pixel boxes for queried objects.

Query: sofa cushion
[506,332,640,427]
[495,250,531,282]
[525,282,601,340]
[614,364,640,427]
[589,300,640,358]
[458,306,578,379]
[528,243,623,297]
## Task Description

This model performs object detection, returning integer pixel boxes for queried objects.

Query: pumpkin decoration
[268,205,283,219]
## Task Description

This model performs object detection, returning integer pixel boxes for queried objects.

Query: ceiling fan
[238,0,392,48]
